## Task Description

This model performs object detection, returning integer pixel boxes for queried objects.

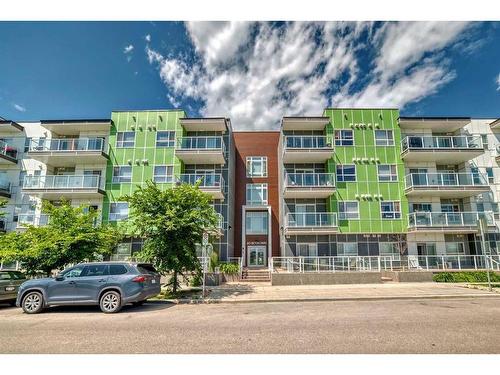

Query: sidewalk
[198,282,500,304]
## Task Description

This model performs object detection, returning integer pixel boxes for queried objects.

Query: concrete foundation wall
[271,272,382,286]
[381,271,434,282]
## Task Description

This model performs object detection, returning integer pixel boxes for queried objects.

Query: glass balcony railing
[0,140,18,160]
[408,211,495,228]
[0,180,10,193]
[17,214,50,227]
[401,135,483,152]
[405,172,489,189]
[28,138,105,152]
[176,136,224,151]
[177,173,223,188]
[284,136,332,149]
[23,175,101,190]
[286,212,338,228]
[285,173,335,187]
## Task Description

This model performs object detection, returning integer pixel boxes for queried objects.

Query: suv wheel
[100,291,122,313]
[22,291,44,314]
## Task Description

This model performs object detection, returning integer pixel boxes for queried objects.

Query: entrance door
[248,245,266,267]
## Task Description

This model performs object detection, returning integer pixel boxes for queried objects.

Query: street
[1,297,500,354]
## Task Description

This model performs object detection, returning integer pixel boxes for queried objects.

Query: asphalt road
[1,297,500,354]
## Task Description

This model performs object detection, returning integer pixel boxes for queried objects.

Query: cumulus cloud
[146,21,474,130]
[13,103,26,112]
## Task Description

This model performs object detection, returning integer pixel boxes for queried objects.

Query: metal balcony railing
[17,214,50,227]
[176,136,224,151]
[0,140,18,159]
[408,211,495,228]
[284,136,332,149]
[23,175,101,189]
[286,212,338,228]
[285,173,335,187]
[401,135,483,152]
[177,173,224,188]
[405,172,489,189]
[28,138,105,152]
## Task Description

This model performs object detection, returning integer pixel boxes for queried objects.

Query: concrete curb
[153,293,500,305]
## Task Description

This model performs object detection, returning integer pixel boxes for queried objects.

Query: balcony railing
[176,136,224,151]
[284,136,332,149]
[405,172,489,189]
[0,140,18,159]
[177,173,224,188]
[286,212,338,228]
[28,137,105,152]
[0,180,10,194]
[23,175,101,190]
[401,135,483,151]
[285,173,335,187]
[408,211,495,228]
[17,214,50,227]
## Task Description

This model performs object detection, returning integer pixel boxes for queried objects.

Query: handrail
[401,135,483,152]
[408,211,495,227]
[285,172,336,187]
[177,173,224,188]
[405,172,488,188]
[28,137,105,152]
[23,175,101,189]
[176,136,224,151]
[284,135,332,149]
[286,212,338,227]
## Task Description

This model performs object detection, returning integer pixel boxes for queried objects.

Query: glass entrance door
[248,245,266,267]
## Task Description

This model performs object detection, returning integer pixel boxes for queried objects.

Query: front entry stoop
[241,267,271,282]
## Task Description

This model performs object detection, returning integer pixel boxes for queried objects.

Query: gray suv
[16,262,161,314]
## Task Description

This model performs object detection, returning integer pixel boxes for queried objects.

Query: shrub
[433,271,500,283]
[190,272,203,287]
[219,262,240,275]
[209,251,219,272]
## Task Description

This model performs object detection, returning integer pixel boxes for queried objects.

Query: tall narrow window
[380,201,401,219]
[109,202,129,221]
[246,183,268,205]
[246,156,268,177]
[486,167,494,184]
[112,166,132,183]
[338,201,359,220]
[116,132,135,148]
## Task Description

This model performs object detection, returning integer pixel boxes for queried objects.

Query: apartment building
[1,109,499,268]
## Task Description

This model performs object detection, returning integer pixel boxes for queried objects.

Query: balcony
[284,173,336,198]
[175,136,225,165]
[180,118,227,133]
[40,119,110,135]
[401,136,484,163]
[17,214,49,228]
[0,120,24,134]
[22,175,105,199]
[177,173,225,200]
[281,117,330,131]
[0,140,18,164]
[0,180,11,198]
[408,211,495,233]
[404,173,490,198]
[284,212,338,235]
[28,138,108,166]
[283,136,334,163]
[399,117,470,132]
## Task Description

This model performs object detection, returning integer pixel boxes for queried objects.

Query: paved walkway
[206,282,499,303]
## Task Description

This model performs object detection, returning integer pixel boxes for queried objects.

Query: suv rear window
[109,265,128,275]
[137,264,157,274]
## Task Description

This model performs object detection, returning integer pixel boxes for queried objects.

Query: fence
[269,255,500,273]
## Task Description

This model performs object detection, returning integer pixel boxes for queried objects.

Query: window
[378,165,397,182]
[109,265,128,275]
[375,130,394,146]
[62,266,85,278]
[18,170,26,187]
[246,156,268,177]
[381,201,401,219]
[486,167,494,184]
[338,201,359,220]
[445,242,465,255]
[153,166,174,183]
[336,165,356,182]
[112,166,132,183]
[481,134,488,150]
[335,130,354,146]
[116,132,135,148]
[297,243,318,257]
[379,243,400,256]
[246,183,268,205]
[156,131,175,147]
[337,242,358,256]
[109,202,129,221]
[245,211,268,234]
[410,203,432,212]
[81,265,108,277]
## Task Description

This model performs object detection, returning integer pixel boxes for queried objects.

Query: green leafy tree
[123,180,219,293]
[0,200,121,276]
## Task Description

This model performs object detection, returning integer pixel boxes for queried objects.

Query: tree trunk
[172,270,177,294]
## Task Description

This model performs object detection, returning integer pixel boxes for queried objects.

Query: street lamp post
[478,218,492,292]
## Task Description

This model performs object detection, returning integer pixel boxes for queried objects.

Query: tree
[123,180,219,293]
[0,200,121,276]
